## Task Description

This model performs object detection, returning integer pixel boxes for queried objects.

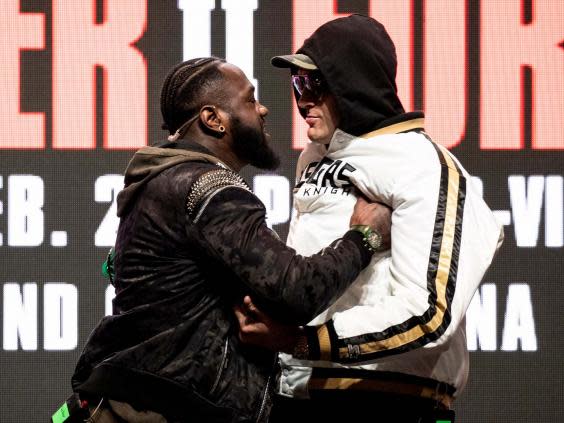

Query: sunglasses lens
[292,74,324,98]
[292,76,305,95]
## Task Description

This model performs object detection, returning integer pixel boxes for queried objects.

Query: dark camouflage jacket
[71,139,372,422]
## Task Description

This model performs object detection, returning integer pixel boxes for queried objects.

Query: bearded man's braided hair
[160,57,227,135]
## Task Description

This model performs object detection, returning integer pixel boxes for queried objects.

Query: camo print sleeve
[191,185,372,325]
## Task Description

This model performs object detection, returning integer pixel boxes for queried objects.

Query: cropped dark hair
[160,57,226,134]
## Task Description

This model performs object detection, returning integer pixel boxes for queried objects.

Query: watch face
[366,231,383,249]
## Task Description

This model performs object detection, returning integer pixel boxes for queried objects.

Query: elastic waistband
[307,369,455,409]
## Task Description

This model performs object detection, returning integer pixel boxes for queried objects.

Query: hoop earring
[218,125,225,133]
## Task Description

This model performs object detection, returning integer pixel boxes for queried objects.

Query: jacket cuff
[303,324,336,361]
[343,230,374,267]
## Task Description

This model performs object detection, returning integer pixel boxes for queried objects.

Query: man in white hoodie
[235,14,504,423]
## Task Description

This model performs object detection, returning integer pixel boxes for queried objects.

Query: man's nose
[258,102,269,116]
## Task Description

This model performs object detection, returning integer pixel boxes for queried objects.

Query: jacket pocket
[209,337,229,397]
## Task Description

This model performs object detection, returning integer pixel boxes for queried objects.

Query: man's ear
[200,105,226,136]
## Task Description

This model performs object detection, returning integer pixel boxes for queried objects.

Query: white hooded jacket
[279,117,503,400]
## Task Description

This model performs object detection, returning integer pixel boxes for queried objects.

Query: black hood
[297,14,405,136]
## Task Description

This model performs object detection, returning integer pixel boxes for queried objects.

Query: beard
[230,114,280,170]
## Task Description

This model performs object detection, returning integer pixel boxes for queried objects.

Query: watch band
[292,334,309,360]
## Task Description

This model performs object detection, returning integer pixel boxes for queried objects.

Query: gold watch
[292,335,309,360]
[350,224,384,252]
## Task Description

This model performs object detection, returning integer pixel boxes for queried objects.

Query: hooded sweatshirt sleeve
[188,169,373,325]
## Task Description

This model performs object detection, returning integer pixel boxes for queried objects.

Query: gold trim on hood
[360,118,425,139]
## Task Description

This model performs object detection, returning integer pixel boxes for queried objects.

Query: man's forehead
[219,63,253,90]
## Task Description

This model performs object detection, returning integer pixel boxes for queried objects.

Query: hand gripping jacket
[71,139,373,423]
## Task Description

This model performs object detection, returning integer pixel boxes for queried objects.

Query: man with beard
[234,15,504,423]
[63,57,392,423]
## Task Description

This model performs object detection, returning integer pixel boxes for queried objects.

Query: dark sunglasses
[291,72,325,98]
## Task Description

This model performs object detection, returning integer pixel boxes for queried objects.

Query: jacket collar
[327,112,425,152]
[360,114,425,138]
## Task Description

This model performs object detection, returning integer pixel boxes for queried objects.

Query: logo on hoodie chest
[296,157,357,196]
